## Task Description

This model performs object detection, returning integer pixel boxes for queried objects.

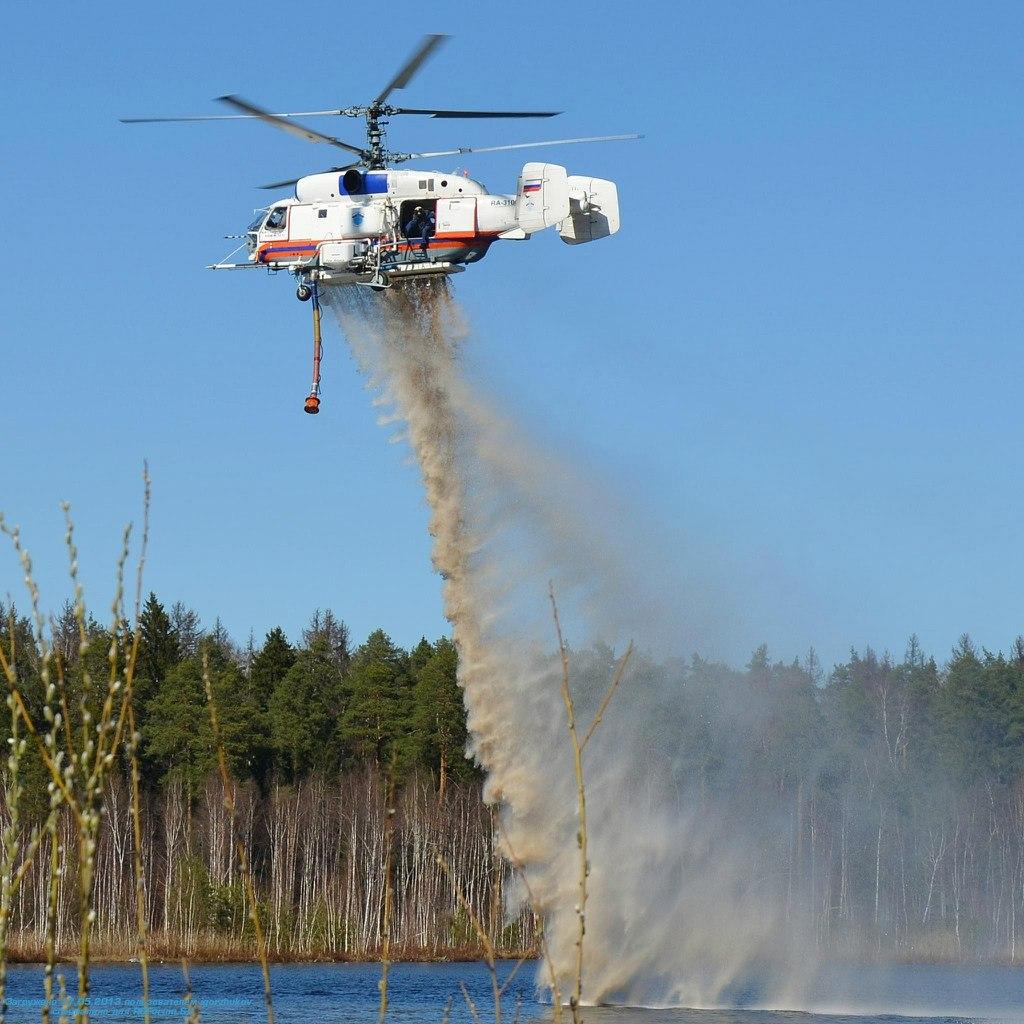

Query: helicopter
[122,34,641,412]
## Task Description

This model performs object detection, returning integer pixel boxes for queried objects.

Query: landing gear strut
[304,283,323,415]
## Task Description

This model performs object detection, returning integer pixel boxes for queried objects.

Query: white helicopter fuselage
[122,31,638,411]
[233,162,620,288]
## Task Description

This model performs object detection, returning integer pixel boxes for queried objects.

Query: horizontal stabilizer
[559,176,620,245]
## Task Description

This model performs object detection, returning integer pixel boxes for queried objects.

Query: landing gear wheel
[296,283,313,302]
[369,272,389,292]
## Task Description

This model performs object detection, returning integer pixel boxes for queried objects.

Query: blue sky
[3,1,1023,669]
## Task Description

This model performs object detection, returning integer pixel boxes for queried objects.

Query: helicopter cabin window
[400,199,437,242]
[265,207,288,230]
[318,209,328,219]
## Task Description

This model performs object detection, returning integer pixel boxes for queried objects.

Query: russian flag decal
[522,179,543,194]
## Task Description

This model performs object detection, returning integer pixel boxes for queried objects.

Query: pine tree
[137,592,180,708]
[0,603,39,700]
[340,629,414,770]
[169,602,202,659]
[51,600,78,668]
[409,637,435,678]
[250,627,296,708]
[269,636,344,780]
[142,642,263,791]
[302,609,351,672]
[411,636,475,794]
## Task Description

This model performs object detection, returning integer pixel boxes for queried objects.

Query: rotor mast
[325,104,399,168]
[365,105,388,170]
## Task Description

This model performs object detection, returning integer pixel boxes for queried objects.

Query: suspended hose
[304,284,323,415]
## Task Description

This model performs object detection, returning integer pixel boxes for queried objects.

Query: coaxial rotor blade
[259,163,361,189]
[392,108,562,118]
[374,34,448,104]
[259,177,302,190]
[217,95,367,157]
[121,109,349,123]
[397,133,644,161]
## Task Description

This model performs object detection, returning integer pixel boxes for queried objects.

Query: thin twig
[203,652,274,1024]
[497,956,528,998]
[125,465,152,1024]
[581,642,634,752]
[0,519,67,1020]
[549,584,586,1024]
[458,981,483,1024]
[126,699,150,1024]
[494,816,562,1024]
[0,475,150,1024]
[378,773,396,1024]
[547,583,633,1024]
[181,959,201,1024]
[440,996,454,1024]
[436,851,501,1024]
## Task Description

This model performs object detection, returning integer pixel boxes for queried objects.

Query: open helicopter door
[516,163,570,233]
[559,177,620,245]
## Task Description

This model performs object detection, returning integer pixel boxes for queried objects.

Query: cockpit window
[265,207,288,230]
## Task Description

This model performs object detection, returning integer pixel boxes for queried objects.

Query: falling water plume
[322,279,816,1009]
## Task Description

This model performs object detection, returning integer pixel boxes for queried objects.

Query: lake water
[3,961,1023,1024]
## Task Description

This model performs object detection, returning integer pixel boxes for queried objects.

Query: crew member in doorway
[404,205,435,253]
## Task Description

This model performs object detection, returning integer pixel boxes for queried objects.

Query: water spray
[322,278,819,1010]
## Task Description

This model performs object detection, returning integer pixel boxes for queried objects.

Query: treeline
[135,598,475,795]
[3,595,477,807]
[641,636,1024,961]
[2,594,1024,962]
[0,594,510,961]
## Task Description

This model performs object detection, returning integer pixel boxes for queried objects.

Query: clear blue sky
[3,1,1023,670]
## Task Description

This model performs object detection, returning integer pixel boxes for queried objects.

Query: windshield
[265,207,288,230]
[247,212,267,234]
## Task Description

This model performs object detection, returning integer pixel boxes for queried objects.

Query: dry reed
[549,585,633,1022]
[202,651,274,1024]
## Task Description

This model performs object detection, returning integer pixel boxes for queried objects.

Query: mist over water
[323,281,834,1009]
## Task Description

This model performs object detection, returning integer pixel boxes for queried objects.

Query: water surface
[3,961,1021,1024]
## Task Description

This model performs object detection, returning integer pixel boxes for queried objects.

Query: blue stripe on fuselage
[340,171,388,196]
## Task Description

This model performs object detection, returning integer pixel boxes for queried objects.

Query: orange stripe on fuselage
[256,238,319,263]
[257,231,502,262]
[393,230,499,252]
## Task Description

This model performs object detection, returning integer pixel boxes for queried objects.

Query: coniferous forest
[2,593,1024,963]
